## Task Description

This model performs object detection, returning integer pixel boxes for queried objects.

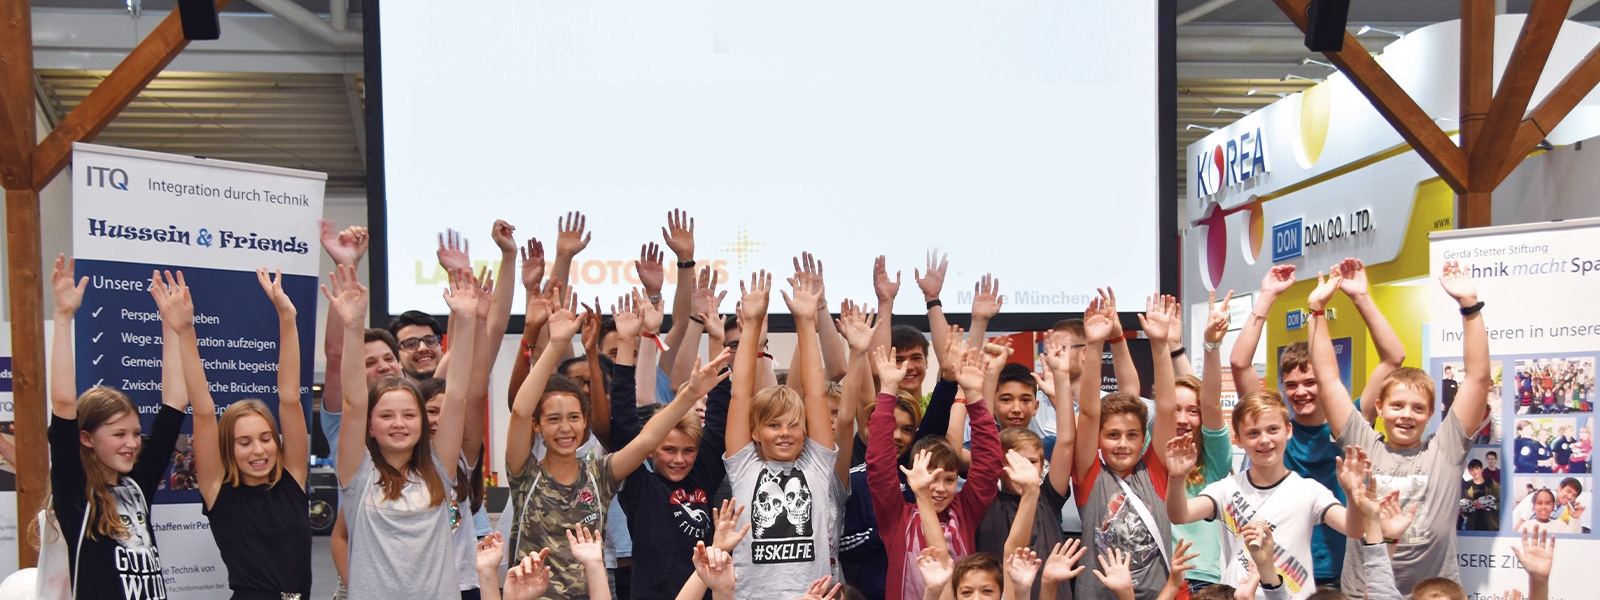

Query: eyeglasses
[399,335,441,351]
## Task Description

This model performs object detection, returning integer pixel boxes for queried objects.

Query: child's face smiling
[1099,413,1144,475]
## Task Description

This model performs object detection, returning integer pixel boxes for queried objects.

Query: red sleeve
[1072,457,1100,508]
[1143,444,1170,500]
[867,392,907,534]
[957,399,1003,523]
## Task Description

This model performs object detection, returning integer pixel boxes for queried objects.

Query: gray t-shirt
[1335,411,1469,597]
[341,451,458,600]
[725,439,846,600]
[1073,452,1173,600]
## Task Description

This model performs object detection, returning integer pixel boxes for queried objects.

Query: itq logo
[86,165,130,191]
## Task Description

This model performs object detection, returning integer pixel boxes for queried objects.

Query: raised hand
[1205,289,1233,344]
[692,266,725,318]
[1099,287,1124,339]
[256,268,297,318]
[983,339,1013,379]
[320,264,368,324]
[520,238,546,290]
[613,291,643,341]
[915,546,954,592]
[793,252,827,311]
[1092,548,1134,594]
[636,288,664,334]
[1082,297,1116,343]
[1234,555,1261,600]
[938,325,966,380]
[566,527,605,567]
[491,219,517,253]
[782,272,822,319]
[972,274,1003,321]
[739,270,772,322]
[1041,539,1087,583]
[502,548,551,600]
[1005,547,1042,591]
[150,270,194,331]
[579,304,602,353]
[712,498,753,551]
[952,343,986,398]
[525,282,559,329]
[1376,489,1417,540]
[872,255,901,303]
[437,229,471,271]
[1041,338,1071,376]
[1168,539,1199,587]
[51,254,88,316]
[873,345,907,394]
[1137,294,1178,344]
[915,249,948,301]
[836,300,877,353]
[547,291,582,342]
[1512,530,1555,583]
[662,209,694,261]
[798,576,841,600]
[900,448,945,496]
[636,242,665,295]
[682,350,734,399]
[1337,257,1369,298]
[1165,434,1198,476]
[1439,260,1480,306]
[1260,264,1296,297]
[693,542,737,593]
[1002,448,1042,491]
[1308,266,1343,312]
[442,268,481,315]
[475,532,505,578]
[319,220,368,266]
[474,268,495,321]
[556,211,592,257]
[1335,446,1371,498]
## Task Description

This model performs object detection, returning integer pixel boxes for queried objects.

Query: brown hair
[951,552,1002,591]
[1410,577,1467,600]
[218,399,285,487]
[1174,375,1208,487]
[1051,319,1086,339]
[1000,426,1044,454]
[1192,585,1240,600]
[418,378,485,512]
[75,387,142,540]
[1231,389,1292,438]
[1099,392,1148,433]
[365,378,447,506]
[749,385,805,436]
[672,409,705,445]
[1379,367,1437,410]
[910,436,961,474]
[535,375,592,425]
[1279,341,1311,379]
[895,391,924,428]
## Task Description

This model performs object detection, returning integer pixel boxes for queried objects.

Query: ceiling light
[1186,124,1219,132]
[1282,74,1323,83]
[1301,58,1337,71]
[1357,25,1406,39]
[1213,107,1253,116]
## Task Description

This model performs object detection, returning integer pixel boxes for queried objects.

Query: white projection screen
[368,1,1173,323]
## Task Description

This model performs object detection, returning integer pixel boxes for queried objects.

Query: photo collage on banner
[1431,218,1600,597]
[71,143,324,598]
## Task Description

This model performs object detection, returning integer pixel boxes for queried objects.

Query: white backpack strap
[503,469,542,571]
[1112,474,1170,567]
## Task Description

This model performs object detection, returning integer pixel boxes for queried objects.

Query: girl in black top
[156,268,312,600]
[48,255,190,599]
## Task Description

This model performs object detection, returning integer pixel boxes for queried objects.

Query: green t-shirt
[1171,426,1234,583]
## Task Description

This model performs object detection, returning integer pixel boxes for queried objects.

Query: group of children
[40,210,1563,600]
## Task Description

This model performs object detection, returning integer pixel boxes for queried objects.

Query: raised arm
[869,256,899,350]
[49,255,88,419]
[659,210,696,370]
[1231,265,1296,397]
[466,222,521,464]
[800,254,847,383]
[916,251,956,382]
[1441,260,1490,434]
[968,273,1002,345]
[1042,339,1077,498]
[507,292,579,475]
[549,211,591,289]
[578,308,611,445]
[1340,258,1405,424]
[159,292,190,415]
[1099,288,1141,396]
[1074,296,1115,480]
[261,269,309,486]
[725,272,772,459]
[902,448,952,558]
[509,282,555,410]
[833,301,874,484]
[1200,291,1231,431]
[1163,436,1214,524]
[636,287,666,406]
[324,264,372,485]
[319,222,367,416]
[1307,267,1355,439]
[432,269,479,472]
[784,272,833,450]
[152,271,222,507]
[612,350,731,480]
[1142,295,1179,468]
[672,266,719,391]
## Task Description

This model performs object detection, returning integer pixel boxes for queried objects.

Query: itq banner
[1431,218,1597,599]
[71,143,323,598]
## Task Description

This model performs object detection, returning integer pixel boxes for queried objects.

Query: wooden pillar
[1460,0,1495,228]
[4,188,43,568]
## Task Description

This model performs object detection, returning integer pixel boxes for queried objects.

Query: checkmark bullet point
[91,306,104,317]
[92,332,104,343]
[92,354,104,365]
[94,378,104,386]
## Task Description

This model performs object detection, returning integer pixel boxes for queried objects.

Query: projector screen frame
[361,0,1178,334]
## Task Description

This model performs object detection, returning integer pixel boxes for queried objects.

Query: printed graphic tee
[725,439,846,600]
[1199,470,1338,599]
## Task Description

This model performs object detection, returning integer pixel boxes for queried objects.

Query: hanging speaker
[1304,0,1350,52]
[177,0,221,41]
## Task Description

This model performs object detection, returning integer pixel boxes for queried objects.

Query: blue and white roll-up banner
[71,143,323,598]
[1431,218,1599,598]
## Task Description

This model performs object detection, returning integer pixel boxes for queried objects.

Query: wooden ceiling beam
[1471,0,1571,188]
[30,0,232,190]
[1269,0,1469,193]
[1497,40,1600,186]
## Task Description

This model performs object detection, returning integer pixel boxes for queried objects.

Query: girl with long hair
[156,268,311,599]
[48,255,191,599]
[325,264,479,600]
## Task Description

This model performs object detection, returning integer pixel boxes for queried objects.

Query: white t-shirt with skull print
[725,438,846,600]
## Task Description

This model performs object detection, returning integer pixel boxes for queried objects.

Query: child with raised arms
[157,268,313,599]
[1307,260,1490,594]
[48,256,191,600]
[506,285,730,598]
[325,264,477,599]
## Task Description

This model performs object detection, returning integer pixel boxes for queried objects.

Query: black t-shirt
[610,363,733,600]
[975,483,1072,600]
[203,474,312,597]
[50,405,185,600]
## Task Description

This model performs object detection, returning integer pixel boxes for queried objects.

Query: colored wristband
[1108,336,1125,345]
[1459,301,1485,316]
[1310,309,1327,317]
[689,315,706,325]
